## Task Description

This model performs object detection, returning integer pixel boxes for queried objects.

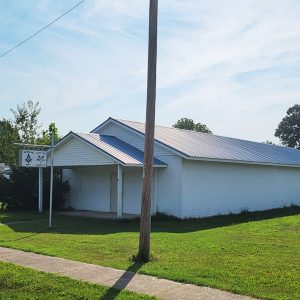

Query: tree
[174,118,194,130]
[11,100,41,144]
[275,104,300,149]
[0,119,20,166]
[194,122,212,134]
[173,118,212,134]
[0,174,12,210]
[36,123,60,145]
[264,140,275,145]
[0,101,69,210]
[7,166,69,210]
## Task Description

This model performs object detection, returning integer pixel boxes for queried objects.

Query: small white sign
[21,150,47,168]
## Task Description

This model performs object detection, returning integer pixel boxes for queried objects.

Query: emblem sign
[21,150,47,168]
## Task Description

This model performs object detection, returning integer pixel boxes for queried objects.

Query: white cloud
[0,0,299,143]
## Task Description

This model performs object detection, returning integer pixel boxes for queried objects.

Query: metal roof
[113,119,300,167]
[74,132,166,167]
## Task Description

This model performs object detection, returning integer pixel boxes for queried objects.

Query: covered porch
[52,131,166,218]
[63,164,160,218]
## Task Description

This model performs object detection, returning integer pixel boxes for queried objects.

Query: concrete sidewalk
[0,247,257,300]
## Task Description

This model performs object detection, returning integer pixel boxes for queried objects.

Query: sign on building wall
[20,150,47,168]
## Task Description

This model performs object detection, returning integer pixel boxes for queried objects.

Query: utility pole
[138,0,158,262]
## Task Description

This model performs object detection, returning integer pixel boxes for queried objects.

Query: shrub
[42,168,70,210]
[1,166,69,210]
[8,167,38,209]
[0,174,13,210]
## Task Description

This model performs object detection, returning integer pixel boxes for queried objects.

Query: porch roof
[57,132,167,167]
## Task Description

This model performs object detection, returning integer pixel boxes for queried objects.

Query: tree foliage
[0,119,20,166]
[6,167,69,210]
[0,174,12,209]
[11,100,41,144]
[173,118,212,133]
[0,101,69,210]
[275,104,300,149]
[264,140,275,145]
[36,122,60,145]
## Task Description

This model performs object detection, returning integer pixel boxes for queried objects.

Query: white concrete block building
[53,117,300,218]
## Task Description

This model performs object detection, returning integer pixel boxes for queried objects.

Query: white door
[110,173,117,212]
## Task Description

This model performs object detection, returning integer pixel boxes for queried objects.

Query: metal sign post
[16,138,55,228]
[38,167,43,213]
[49,132,54,228]
[18,146,49,214]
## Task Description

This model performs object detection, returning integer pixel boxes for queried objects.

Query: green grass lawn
[0,210,47,223]
[0,261,155,300]
[0,207,299,300]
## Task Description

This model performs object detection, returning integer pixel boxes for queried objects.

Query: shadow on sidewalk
[100,261,144,300]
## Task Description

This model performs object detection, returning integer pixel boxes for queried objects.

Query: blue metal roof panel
[75,132,166,166]
[115,119,300,167]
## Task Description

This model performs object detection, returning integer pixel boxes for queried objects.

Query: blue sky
[1,0,300,143]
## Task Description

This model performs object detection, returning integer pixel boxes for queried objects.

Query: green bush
[42,168,70,210]
[0,167,69,210]
[0,175,13,210]
[8,167,38,209]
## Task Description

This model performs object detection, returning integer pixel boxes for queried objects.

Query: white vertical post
[117,164,123,218]
[49,132,54,228]
[38,167,43,213]
[152,168,157,215]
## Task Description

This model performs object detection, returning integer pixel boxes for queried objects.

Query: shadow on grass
[2,205,300,236]
[99,261,144,300]
[2,232,42,242]
[0,211,48,223]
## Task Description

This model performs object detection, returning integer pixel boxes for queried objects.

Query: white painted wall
[122,167,143,214]
[63,166,114,212]
[182,160,300,218]
[156,156,182,217]
[53,136,115,166]
[79,167,111,211]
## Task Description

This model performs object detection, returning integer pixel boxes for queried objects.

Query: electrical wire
[0,0,86,59]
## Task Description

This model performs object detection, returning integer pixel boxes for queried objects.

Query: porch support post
[117,164,123,218]
[152,167,157,215]
[38,167,43,213]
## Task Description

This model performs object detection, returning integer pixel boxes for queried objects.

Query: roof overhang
[52,131,167,168]
[186,156,300,168]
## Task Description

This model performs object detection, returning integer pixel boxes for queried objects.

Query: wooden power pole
[138,0,158,262]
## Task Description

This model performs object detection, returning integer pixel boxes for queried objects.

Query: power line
[0,0,86,59]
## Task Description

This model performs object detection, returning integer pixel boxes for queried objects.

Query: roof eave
[186,156,300,168]
[124,163,167,167]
